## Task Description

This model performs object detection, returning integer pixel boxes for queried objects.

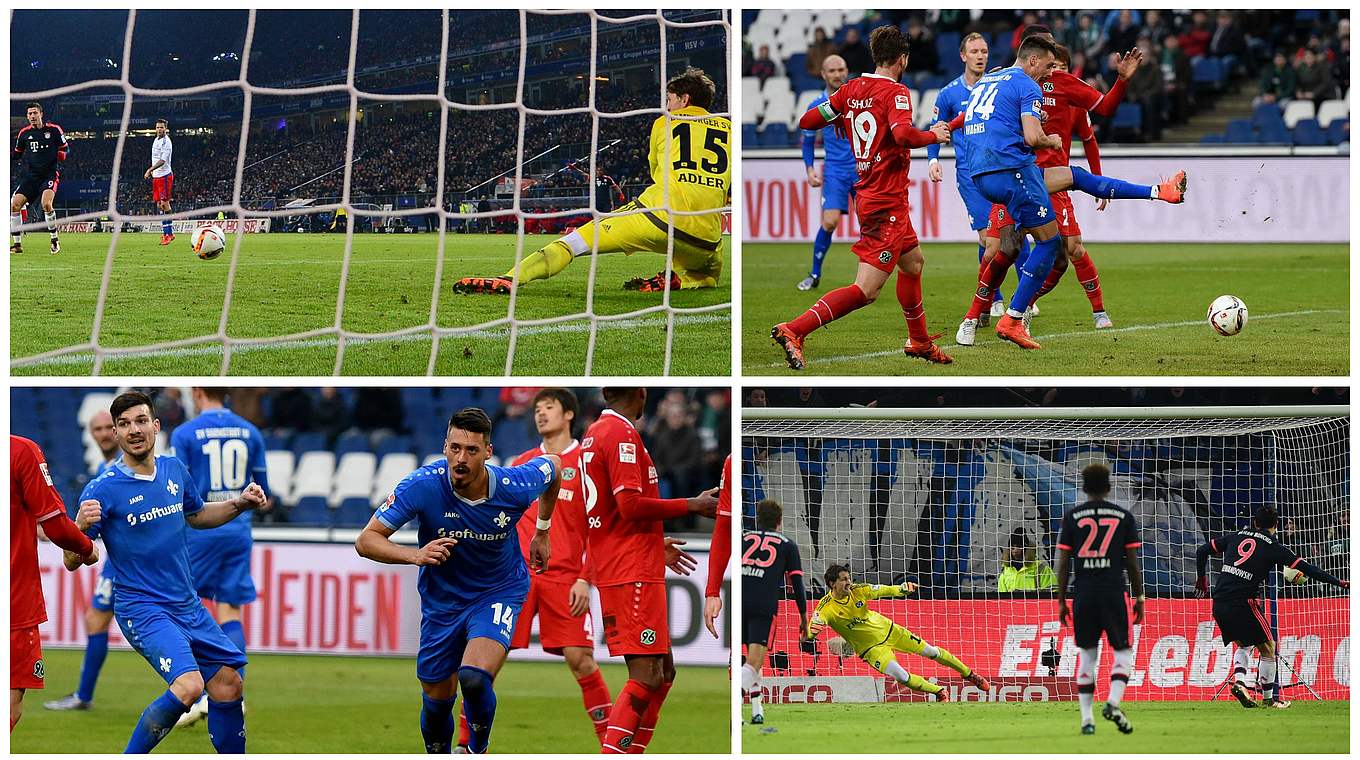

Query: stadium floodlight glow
[10,8,732,376]
[742,405,1349,703]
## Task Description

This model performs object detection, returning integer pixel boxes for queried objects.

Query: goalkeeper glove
[1194,576,1209,598]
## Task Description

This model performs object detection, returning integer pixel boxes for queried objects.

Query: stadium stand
[742,9,1348,147]
[15,387,731,532]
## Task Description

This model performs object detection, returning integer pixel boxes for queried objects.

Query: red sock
[966,252,1013,319]
[627,681,672,753]
[456,702,471,749]
[1071,250,1104,311]
[602,679,651,754]
[1029,266,1065,309]
[894,270,929,343]
[786,284,868,337]
[577,669,613,747]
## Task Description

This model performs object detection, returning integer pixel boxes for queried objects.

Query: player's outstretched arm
[355,516,457,566]
[187,483,267,530]
[1289,559,1349,589]
[1054,548,1072,625]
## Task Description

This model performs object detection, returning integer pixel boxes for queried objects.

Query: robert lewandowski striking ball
[774,25,953,371]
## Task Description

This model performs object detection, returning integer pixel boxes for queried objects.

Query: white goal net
[10,9,731,375]
[742,406,1349,703]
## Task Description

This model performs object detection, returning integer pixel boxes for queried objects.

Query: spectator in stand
[1068,50,1091,80]
[1178,10,1212,60]
[1104,10,1141,63]
[1331,33,1350,95]
[749,45,776,82]
[1072,12,1105,63]
[1257,51,1297,106]
[838,27,873,75]
[1141,9,1170,49]
[647,396,703,504]
[269,387,315,433]
[1294,47,1335,107]
[1209,11,1246,75]
[904,17,938,78]
[997,528,1057,592]
[351,388,405,443]
[806,27,836,77]
[1125,37,1164,140]
[1161,33,1192,125]
[1012,11,1040,51]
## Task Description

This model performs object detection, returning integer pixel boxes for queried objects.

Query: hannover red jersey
[1035,71,1111,168]
[826,73,918,217]
[513,440,587,583]
[582,409,665,587]
[11,435,66,629]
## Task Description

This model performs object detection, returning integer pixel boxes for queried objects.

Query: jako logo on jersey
[38,462,53,486]
[618,442,637,464]
[129,494,144,505]
[640,628,657,645]
[495,511,510,528]
[166,479,179,496]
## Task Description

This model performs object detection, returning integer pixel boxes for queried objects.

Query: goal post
[741,405,1349,704]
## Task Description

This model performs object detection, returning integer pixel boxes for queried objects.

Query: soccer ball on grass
[1207,295,1247,336]
[192,224,226,260]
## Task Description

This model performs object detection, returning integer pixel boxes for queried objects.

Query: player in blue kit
[927,32,1009,324]
[73,391,267,753]
[355,407,562,754]
[169,387,271,727]
[797,54,855,292]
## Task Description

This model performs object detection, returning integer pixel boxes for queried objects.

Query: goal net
[742,405,1349,703]
[10,9,731,376]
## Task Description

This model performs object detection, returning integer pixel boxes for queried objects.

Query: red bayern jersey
[826,73,917,217]
[513,440,587,583]
[1035,71,1117,167]
[582,409,665,587]
[11,435,66,629]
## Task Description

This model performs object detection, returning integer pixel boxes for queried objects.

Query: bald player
[797,54,855,292]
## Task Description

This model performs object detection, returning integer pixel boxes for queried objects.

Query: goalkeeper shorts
[861,623,927,674]
[561,201,723,279]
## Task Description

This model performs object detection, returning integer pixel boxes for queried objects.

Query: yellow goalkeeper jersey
[636,105,730,247]
[810,583,909,656]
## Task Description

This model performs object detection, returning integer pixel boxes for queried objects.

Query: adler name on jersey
[675,171,726,190]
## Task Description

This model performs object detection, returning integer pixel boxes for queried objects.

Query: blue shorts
[186,528,256,606]
[91,561,115,613]
[972,164,1053,231]
[820,171,857,213]
[416,587,526,684]
[115,598,246,685]
[956,171,994,231]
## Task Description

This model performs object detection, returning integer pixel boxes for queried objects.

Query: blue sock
[810,227,832,278]
[420,693,457,753]
[76,631,109,702]
[162,219,173,235]
[125,689,189,753]
[458,666,497,753]
[1008,235,1061,316]
[1068,165,1153,201]
[207,697,246,753]
[221,620,246,679]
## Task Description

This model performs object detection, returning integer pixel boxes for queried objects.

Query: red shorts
[1050,191,1080,237]
[11,626,44,690]
[509,577,594,655]
[152,174,174,202]
[983,203,1015,240]
[851,208,919,273]
[598,581,670,657]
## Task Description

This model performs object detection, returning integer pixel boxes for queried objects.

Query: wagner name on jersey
[636,105,730,245]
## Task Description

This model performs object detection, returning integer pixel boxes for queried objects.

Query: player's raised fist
[76,499,103,531]
[413,537,457,566]
[1114,47,1143,80]
[236,482,268,511]
[687,487,720,518]
[1193,576,1210,598]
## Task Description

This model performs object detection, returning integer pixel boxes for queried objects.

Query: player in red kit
[11,436,100,731]
[773,24,953,370]
[703,454,732,640]
[585,388,718,753]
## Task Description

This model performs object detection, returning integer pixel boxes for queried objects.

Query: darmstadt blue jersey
[170,408,270,539]
[963,66,1045,174]
[80,456,204,606]
[375,456,557,617]
[803,91,857,181]
[929,74,978,176]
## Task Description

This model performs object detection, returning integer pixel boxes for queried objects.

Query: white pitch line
[756,309,1344,370]
[19,313,730,368]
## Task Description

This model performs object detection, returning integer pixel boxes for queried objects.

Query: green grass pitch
[741,700,1349,753]
[13,649,730,753]
[11,232,730,376]
[741,242,1348,376]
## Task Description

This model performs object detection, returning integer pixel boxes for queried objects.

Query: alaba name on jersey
[513,441,586,582]
[824,73,917,215]
[581,409,665,587]
[170,408,271,535]
[81,456,205,606]
[376,455,556,614]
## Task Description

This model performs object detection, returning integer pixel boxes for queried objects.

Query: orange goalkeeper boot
[453,276,513,295]
[624,271,682,293]
[996,314,1041,349]
[1156,170,1188,204]
[964,670,992,691]
[771,323,805,371]
[903,333,953,364]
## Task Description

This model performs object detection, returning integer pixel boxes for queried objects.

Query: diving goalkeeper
[805,565,991,700]
[454,67,729,295]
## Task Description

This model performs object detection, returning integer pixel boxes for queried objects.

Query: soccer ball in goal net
[9,9,730,376]
[742,405,1349,704]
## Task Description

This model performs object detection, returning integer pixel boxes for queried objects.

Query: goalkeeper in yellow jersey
[453,67,729,295]
[806,565,991,700]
